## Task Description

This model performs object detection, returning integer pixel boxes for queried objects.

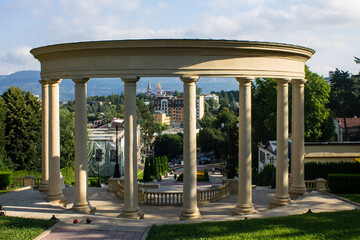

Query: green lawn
[147,210,360,240]
[0,216,57,240]
[336,193,360,204]
[0,187,21,194]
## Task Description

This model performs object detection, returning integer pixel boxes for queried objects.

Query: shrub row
[143,156,169,181]
[177,169,209,182]
[328,174,360,193]
[0,172,13,190]
[304,162,360,180]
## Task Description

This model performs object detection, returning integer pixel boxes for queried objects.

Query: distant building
[153,111,171,125]
[334,117,360,141]
[204,94,219,104]
[196,95,205,120]
[154,95,204,124]
[146,80,151,97]
[155,83,162,96]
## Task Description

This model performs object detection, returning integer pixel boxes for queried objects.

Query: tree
[329,69,360,140]
[143,158,152,181]
[137,99,156,154]
[60,108,75,168]
[198,127,224,158]
[304,66,334,141]
[153,134,183,160]
[2,87,41,171]
[0,97,9,169]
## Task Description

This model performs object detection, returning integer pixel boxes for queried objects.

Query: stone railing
[108,177,230,206]
[197,182,229,202]
[12,176,42,187]
[305,178,327,190]
[144,192,183,206]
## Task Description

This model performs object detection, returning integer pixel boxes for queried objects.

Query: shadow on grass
[147,210,360,240]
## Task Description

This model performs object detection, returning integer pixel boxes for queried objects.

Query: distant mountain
[0,70,238,100]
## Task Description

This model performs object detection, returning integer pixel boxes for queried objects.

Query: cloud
[0,46,39,74]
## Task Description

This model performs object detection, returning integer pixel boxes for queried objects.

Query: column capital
[72,78,90,85]
[292,78,307,85]
[121,77,140,83]
[47,79,62,85]
[180,76,199,83]
[236,77,254,84]
[39,80,49,86]
[275,78,291,85]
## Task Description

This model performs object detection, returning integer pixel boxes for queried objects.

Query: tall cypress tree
[143,158,151,181]
[0,97,9,169]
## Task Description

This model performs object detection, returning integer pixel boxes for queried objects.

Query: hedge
[327,174,360,193]
[304,162,360,180]
[0,172,13,190]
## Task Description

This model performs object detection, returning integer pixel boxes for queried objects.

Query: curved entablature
[30,39,314,80]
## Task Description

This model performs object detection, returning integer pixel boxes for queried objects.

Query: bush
[0,172,13,190]
[328,174,360,193]
[203,169,209,181]
[254,164,275,186]
[177,173,183,181]
[305,162,360,180]
[143,158,152,182]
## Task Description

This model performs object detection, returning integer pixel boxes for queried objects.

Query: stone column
[180,76,201,220]
[270,78,291,208]
[119,77,144,219]
[47,79,66,204]
[289,79,307,198]
[232,77,258,215]
[39,80,49,192]
[71,78,94,213]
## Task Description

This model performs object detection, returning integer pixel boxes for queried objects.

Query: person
[174,173,177,180]
[212,167,215,174]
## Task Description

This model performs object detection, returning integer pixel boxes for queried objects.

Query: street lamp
[113,125,121,178]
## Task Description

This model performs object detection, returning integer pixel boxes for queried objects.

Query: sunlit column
[71,78,94,213]
[232,77,258,215]
[289,79,307,198]
[39,80,49,192]
[119,77,144,219]
[270,78,291,208]
[47,79,66,204]
[179,76,201,220]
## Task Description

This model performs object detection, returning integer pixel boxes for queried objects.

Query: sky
[0,0,359,77]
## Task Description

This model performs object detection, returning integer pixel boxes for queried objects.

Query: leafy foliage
[2,87,41,171]
[153,134,183,160]
[0,97,9,169]
[0,172,13,190]
[328,174,360,193]
[304,66,333,141]
[60,109,75,168]
[304,162,360,180]
[329,69,360,140]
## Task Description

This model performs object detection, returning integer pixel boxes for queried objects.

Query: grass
[0,216,57,240]
[147,210,360,240]
[0,186,21,194]
[334,193,360,204]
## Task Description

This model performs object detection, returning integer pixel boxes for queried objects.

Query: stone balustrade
[12,176,42,187]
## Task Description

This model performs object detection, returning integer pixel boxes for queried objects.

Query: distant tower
[147,80,152,97]
[156,83,162,96]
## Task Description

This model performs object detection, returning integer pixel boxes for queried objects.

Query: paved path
[0,173,359,239]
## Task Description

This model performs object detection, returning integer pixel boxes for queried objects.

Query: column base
[72,202,96,214]
[179,207,202,220]
[269,195,291,208]
[38,182,49,193]
[231,204,258,215]
[289,185,306,199]
[119,208,144,219]
[47,195,67,208]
